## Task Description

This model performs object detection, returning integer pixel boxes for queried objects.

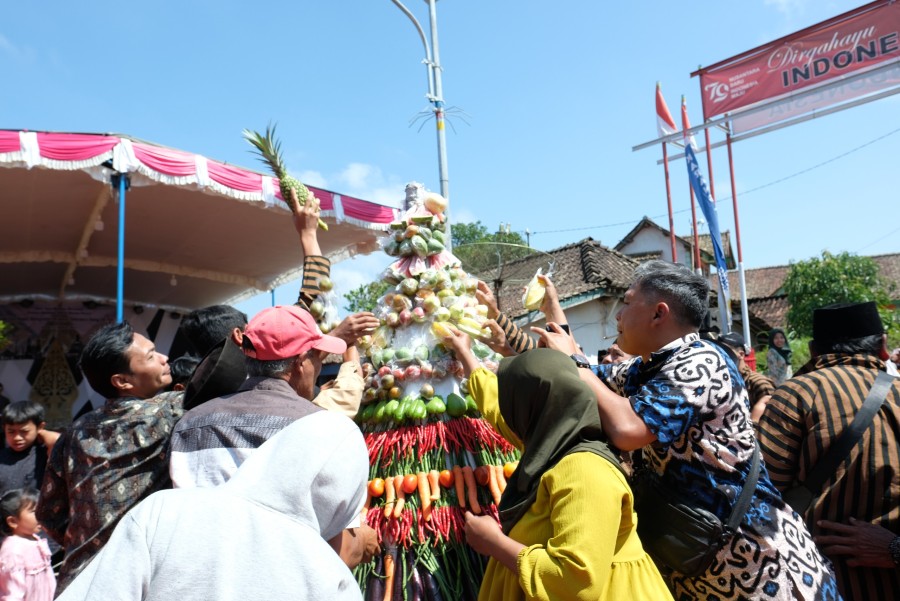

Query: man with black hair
[37,321,181,593]
[758,301,900,599]
[179,305,248,358]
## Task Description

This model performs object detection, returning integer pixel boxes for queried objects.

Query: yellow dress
[469,368,673,601]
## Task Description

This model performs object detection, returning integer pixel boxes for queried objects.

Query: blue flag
[685,143,730,301]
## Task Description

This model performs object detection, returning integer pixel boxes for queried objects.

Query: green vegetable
[446,393,468,418]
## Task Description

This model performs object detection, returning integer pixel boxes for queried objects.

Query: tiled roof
[478,238,639,319]
[614,216,691,251]
[747,296,790,330]
[720,264,791,299]
[715,253,900,330]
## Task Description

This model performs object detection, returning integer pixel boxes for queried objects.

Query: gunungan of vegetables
[243,124,328,230]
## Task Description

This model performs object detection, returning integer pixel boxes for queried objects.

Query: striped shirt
[496,312,536,354]
[758,353,900,600]
[298,255,330,310]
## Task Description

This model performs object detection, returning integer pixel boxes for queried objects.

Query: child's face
[8,504,40,538]
[4,421,42,453]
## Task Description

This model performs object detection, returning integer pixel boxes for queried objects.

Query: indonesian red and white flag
[681,96,697,150]
[656,83,678,139]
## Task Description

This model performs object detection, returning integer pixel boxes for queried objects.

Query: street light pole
[389,0,451,248]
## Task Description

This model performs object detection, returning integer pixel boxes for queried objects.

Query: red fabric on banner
[342,195,395,223]
[36,133,119,161]
[132,143,197,177]
[207,161,263,192]
[0,131,21,153]
[696,0,900,120]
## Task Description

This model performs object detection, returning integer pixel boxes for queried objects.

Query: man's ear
[110,373,133,393]
[653,302,670,322]
[230,327,244,346]
[36,421,46,433]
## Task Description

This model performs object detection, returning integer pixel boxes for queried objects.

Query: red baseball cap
[242,305,346,360]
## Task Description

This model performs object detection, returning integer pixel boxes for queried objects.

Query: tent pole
[116,174,129,323]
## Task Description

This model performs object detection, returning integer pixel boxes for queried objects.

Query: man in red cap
[169,304,377,566]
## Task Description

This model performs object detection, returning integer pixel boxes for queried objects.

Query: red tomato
[438,469,454,488]
[503,462,518,480]
[401,474,418,494]
[474,466,490,486]
[368,478,385,497]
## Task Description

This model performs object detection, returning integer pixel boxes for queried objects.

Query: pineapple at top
[242,124,328,230]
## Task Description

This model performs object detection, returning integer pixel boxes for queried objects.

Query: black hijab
[768,328,792,363]
[496,349,622,533]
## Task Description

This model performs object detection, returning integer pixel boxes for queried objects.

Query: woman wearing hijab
[444,330,672,601]
[766,327,793,385]
[56,411,368,601]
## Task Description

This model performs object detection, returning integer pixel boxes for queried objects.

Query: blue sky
[3,0,897,318]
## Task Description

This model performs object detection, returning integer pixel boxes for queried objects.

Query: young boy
[0,401,59,496]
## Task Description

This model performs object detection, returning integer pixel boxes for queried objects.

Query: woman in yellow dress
[443,332,673,601]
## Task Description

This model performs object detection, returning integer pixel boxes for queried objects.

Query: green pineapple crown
[243,123,327,229]
[242,123,310,205]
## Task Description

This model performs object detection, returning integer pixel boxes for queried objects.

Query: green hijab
[496,348,622,533]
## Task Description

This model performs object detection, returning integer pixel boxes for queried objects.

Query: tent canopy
[0,130,396,312]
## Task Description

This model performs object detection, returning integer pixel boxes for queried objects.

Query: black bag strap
[725,444,760,533]
[800,371,895,496]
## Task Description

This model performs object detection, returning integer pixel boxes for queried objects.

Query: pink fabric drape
[132,142,196,177]
[35,133,118,161]
[207,161,263,192]
[0,130,394,227]
[343,195,395,223]
[0,131,21,153]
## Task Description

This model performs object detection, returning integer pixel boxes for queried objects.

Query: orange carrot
[383,552,395,601]
[453,465,466,509]
[487,464,502,505]
[383,476,395,518]
[427,469,441,501]
[495,463,507,493]
[393,474,406,518]
[461,465,482,514]
[418,471,432,521]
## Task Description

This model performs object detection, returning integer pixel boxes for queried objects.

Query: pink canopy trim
[0,129,395,227]
[0,131,20,153]
[36,133,119,161]
[133,142,197,177]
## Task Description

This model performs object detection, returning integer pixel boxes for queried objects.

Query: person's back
[56,411,366,601]
[38,321,181,593]
[759,302,900,599]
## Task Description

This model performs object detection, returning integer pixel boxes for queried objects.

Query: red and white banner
[695,0,900,121]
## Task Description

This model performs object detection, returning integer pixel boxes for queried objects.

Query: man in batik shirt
[38,321,180,593]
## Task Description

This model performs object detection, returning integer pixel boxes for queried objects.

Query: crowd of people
[0,190,896,601]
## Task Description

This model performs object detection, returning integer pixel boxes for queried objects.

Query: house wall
[515,297,622,364]
[619,229,692,268]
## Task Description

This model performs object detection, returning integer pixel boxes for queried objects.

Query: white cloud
[0,34,18,56]
[298,169,328,188]
[338,162,380,190]
[763,0,809,18]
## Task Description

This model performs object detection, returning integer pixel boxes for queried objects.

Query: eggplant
[365,554,384,601]
[419,566,444,601]
[406,552,424,600]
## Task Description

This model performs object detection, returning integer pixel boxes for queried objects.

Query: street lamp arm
[389,0,431,62]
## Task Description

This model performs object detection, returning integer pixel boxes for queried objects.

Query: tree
[783,251,898,339]
[451,221,531,275]
[343,280,390,313]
